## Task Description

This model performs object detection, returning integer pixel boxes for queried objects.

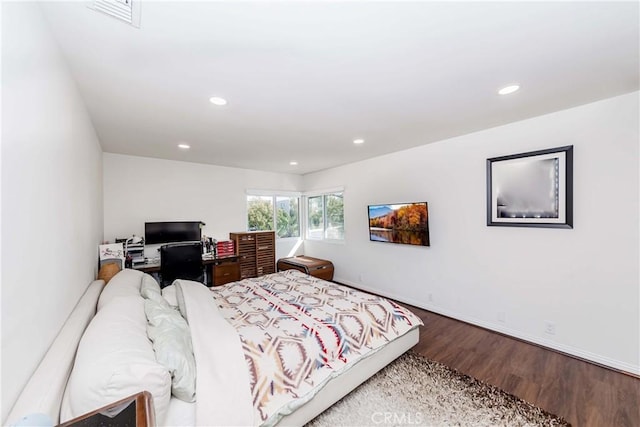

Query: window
[247,196,274,231]
[306,191,344,241]
[307,196,324,239]
[247,193,300,238]
[276,196,300,238]
[325,192,344,239]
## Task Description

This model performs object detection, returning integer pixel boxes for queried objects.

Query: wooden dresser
[229,231,276,279]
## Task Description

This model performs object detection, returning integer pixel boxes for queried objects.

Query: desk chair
[160,242,204,288]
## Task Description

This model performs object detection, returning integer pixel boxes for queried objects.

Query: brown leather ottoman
[277,255,334,281]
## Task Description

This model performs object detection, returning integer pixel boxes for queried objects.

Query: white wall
[303,92,640,374]
[1,2,104,420]
[103,154,304,260]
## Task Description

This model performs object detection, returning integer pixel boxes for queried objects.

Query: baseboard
[336,276,640,377]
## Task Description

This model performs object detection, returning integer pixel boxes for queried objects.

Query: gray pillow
[140,274,162,298]
[144,299,197,402]
[161,284,178,308]
[174,280,189,321]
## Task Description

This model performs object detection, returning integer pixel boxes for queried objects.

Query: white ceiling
[40,1,639,175]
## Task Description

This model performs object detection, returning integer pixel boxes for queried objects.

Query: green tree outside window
[247,196,274,231]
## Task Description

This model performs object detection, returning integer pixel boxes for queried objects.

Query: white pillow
[61,296,172,424]
[97,269,144,310]
[145,299,197,402]
[141,274,167,306]
[140,273,161,297]
[162,284,178,307]
[175,280,189,320]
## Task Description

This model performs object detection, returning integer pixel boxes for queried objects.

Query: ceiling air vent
[88,0,141,28]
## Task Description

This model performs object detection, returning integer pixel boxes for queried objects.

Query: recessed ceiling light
[178,143,190,149]
[498,85,520,95]
[209,96,227,106]
[289,161,298,166]
[353,138,365,145]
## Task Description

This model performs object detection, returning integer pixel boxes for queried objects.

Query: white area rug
[306,352,569,427]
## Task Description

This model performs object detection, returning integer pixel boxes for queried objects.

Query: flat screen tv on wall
[368,202,430,247]
[145,221,202,245]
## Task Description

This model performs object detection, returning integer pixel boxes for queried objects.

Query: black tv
[145,221,202,245]
[368,202,430,247]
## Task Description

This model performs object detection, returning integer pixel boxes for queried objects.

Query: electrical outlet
[428,293,433,302]
[497,311,506,323]
[544,321,556,335]
[357,274,363,283]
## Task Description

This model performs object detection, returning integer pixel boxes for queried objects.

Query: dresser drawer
[213,262,241,286]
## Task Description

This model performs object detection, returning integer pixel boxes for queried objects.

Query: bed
[6,269,422,426]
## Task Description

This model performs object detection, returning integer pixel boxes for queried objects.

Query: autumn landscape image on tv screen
[368,202,430,246]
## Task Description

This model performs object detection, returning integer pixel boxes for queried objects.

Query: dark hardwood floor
[405,305,640,427]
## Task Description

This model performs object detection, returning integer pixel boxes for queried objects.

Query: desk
[132,255,240,286]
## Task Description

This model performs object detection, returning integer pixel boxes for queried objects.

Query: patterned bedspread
[210,270,422,425]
